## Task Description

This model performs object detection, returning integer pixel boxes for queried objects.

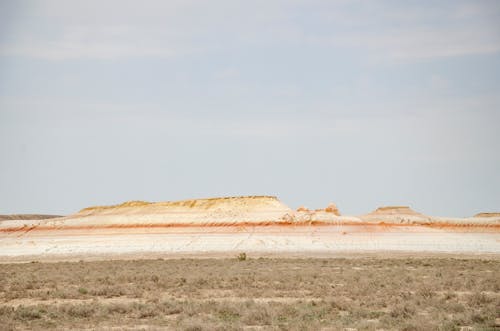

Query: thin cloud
[1,1,498,61]
[0,24,189,60]
[0,41,177,60]
[322,27,500,61]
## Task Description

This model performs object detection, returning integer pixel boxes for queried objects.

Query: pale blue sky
[1,0,499,216]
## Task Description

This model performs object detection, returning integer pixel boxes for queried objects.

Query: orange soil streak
[1,221,499,233]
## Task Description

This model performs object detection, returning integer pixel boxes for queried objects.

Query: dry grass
[0,257,499,330]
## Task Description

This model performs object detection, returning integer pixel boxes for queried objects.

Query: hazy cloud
[2,1,498,61]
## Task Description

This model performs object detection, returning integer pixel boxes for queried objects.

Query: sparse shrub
[182,320,205,331]
[401,324,419,331]
[89,285,124,298]
[217,306,240,321]
[78,287,88,295]
[159,301,182,315]
[237,252,247,261]
[417,286,434,299]
[15,306,43,320]
[467,292,492,306]
[242,307,271,325]
[390,304,415,319]
[64,304,95,318]
[443,291,456,300]
[136,304,157,319]
[470,312,487,323]
[105,303,131,315]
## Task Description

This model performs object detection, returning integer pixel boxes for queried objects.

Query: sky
[1,0,499,217]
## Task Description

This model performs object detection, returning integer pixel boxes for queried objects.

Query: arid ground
[1,197,499,330]
[1,256,499,330]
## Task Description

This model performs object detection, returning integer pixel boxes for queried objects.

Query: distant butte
[474,212,500,218]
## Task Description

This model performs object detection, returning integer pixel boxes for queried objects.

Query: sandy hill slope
[0,214,62,221]
[39,196,294,228]
[0,214,63,229]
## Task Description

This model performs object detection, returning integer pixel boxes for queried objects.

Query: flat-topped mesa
[77,196,286,215]
[474,212,500,218]
[371,206,423,215]
[45,196,295,228]
[360,206,431,225]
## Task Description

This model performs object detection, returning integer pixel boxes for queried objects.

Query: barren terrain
[1,196,498,330]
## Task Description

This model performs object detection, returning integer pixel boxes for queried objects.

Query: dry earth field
[1,257,499,330]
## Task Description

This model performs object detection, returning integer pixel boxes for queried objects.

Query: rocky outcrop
[324,203,340,215]
[294,202,360,224]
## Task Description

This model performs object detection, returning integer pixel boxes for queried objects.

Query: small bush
[390,304,415,319]
[242,307,272,325]
[64,304,95,318]
[417,286,434,299]
[467,292,492,306]
[237,253,247,261]
[15,306,42,320]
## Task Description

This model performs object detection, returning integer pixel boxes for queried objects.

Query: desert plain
[1,196,499,330]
